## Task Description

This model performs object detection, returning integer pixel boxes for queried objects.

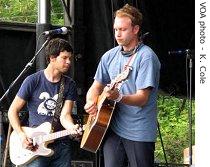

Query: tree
[0,0,63,25]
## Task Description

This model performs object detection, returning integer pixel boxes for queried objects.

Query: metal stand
[0,36,51,167]
[167,48,194,166]
[157,121,168,167]
[185,49,193,166]
[95,147,102,167]
[0,37,50,104]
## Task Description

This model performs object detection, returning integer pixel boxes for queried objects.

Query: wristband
[114,93,123,102]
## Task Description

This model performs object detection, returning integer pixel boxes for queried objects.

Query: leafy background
[156,94,195,164]
[0,0,63,25]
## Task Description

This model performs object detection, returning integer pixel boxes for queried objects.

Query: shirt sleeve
[136,52,160,90]
[94,55,111,85]
[17,76,35,101]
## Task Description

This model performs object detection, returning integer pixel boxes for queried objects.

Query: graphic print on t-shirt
[37,92,58,116]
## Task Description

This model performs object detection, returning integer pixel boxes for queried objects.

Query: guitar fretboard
[43,130,71,142]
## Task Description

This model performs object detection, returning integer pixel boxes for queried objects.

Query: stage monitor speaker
[71,160,93,167]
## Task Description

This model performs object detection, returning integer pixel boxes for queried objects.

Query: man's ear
[133,25,140,35]
[49,55,56,62]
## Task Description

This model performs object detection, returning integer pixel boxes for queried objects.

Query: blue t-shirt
[17,70,77,128]
[94,43,161,142]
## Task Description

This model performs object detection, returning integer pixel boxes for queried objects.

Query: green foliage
[155,94,195,164]
[0,0,64,25]
[0,0,37,23]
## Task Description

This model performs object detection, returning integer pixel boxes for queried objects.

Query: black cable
[59,0,72,27]
[135,0,139,9]
[110,0,116,47]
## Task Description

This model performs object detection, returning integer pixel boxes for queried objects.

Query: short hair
[115,4,143,28]
[45,38,73,64]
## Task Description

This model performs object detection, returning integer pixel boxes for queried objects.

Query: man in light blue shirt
[84,4,161,167]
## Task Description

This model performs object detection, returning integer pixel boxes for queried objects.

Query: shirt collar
[120,42,143,57]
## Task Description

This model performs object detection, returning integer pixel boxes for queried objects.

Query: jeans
[26,139,72,167]
[103,130,155,167]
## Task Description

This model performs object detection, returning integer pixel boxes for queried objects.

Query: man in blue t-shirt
[84,4,161,167]
[8,38,82,167]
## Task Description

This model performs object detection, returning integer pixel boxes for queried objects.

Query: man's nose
[66,59,71,64]
[116,31,121,37]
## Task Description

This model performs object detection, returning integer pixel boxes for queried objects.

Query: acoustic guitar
[80,67,131,153]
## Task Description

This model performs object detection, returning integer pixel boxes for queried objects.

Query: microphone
[168,49,191,55]
[42,27,68,36]
[141,32,150,40]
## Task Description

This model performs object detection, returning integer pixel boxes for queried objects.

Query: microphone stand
[0,36,50,167]
[186,49,193,166]
[0,37,50,104]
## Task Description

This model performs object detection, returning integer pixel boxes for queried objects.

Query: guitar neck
[43,129,70,142]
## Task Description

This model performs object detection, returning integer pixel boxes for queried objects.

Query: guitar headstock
[114,66,132,84]
[108,66,132,90]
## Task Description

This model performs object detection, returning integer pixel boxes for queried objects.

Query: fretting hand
[68,124,83,141]
[104,85,121,101]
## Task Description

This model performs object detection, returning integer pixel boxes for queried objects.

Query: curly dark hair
[45,38,73,64]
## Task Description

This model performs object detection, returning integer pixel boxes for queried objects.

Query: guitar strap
[51,76,65,132]
[116,52,138,89]
[124,52,137,70]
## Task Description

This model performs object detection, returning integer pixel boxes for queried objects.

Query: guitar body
[80,67,131,153]
[9,122,54,166]
[80,95,116,153]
